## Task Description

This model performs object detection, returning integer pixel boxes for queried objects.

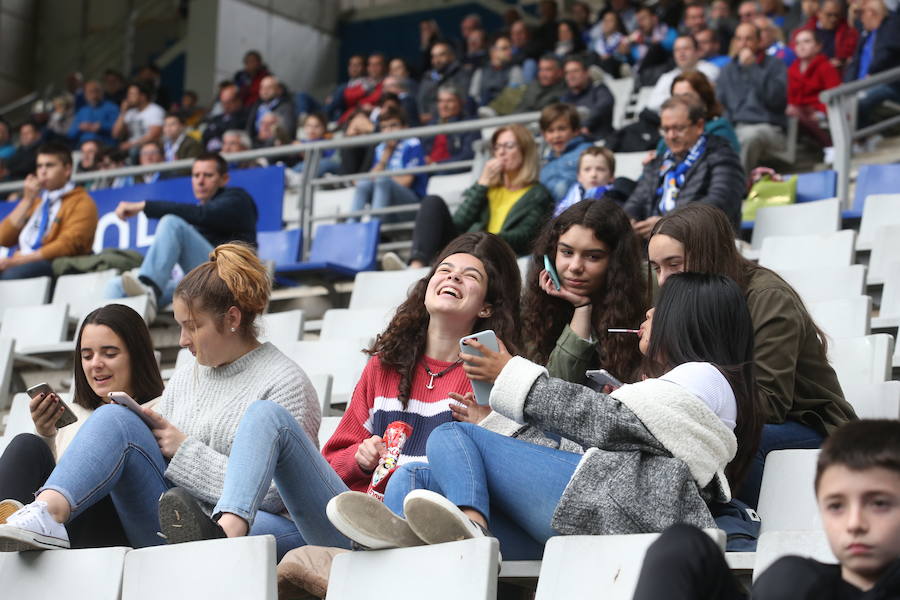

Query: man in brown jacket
[0,141,98,279]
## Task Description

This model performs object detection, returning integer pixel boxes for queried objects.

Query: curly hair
[521,200,647,381]
[368,232,523,406]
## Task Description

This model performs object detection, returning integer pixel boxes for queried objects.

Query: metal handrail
[0,91,38,119]
[819,64,900,209]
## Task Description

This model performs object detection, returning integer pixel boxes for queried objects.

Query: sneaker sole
[326,492,424,550]
[0,524,69,551]
[158,488,224,545]
[0,499,24,525]
[403,490,481,545]
[120,272,148,298]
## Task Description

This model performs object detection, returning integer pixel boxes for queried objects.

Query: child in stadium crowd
[787,29,842,149]
[152,233,524,552]
[326,272,763,560]
[0,244,319,560]
[554,146,616,216]
[349,106,427,222]
[293,112,339,177]
[383,124,553,270]
[647,204,857,507]
[538,103,594,203]
[632,419,900,599]
[0,305,163,548]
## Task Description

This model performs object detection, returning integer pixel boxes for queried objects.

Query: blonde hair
[174,242,271,339]
[489,124,540,189]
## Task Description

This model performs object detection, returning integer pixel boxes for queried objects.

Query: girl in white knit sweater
[0,244,319,560]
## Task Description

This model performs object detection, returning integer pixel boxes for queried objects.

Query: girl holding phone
[328,273,764,559]
[0,244,319,559]
[0,304,163,548]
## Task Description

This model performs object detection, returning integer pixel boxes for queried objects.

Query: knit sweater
[322,355,472,492]
[157,342,320,514]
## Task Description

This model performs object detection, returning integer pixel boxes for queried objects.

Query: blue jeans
[39,403,302,559]
[350,177,420,222]
[736,420,824,509]
[214,401,351,549]
[385,422,581,559]
[858,84,900,129]
[293,155,341,178]
[1,258,54,280]
[104,214,213,306]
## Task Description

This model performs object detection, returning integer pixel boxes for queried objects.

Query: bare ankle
[217,513,249,538]
[35,490,71,523]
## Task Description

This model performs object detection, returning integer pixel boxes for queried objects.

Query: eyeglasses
[493,141,519,152]
[658,124,692,136]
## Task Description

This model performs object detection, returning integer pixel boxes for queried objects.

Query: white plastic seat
[78,295,153,326]
[873,261,900,328]
[0,303,70,355]
[774,265,866,303]
[856,193,900,251]
[0,546,129,599]
[281,340,369,407]
[746,198,841,257]
[758,229,855,271]
[867,224,900,285]
[613,151,647,181]
[348,267,429,310]
[308,373,333,417]
[606,77,634,129]
[757,449,821,534]
[328,537,500,600]
[318,415,343,447]
[320,308,393,345]
[427,172,474,211]
[121,536,276,600]
[0,276,51,321]
[259,309,305,348]
[828,334,894,387]
[753,531,835,581]
[51,269,118,323]
[1,392,32,439]
[807,296,871,339]
[0,337,14,411]
[842,381,900,418]
[534,531,725,600]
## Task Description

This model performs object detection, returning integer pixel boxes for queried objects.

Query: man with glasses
[847,0,900,132]
[624,96,744,238]
[469,33,524,107]
[792,0,859,69]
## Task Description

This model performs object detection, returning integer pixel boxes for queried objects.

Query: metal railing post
[299,148,320,260]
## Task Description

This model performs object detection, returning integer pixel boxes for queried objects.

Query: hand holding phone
[107,392,157,428]
[459,330,500,406]
[27,382,77,432]
[585,369,624,392]
[543,255,562,291]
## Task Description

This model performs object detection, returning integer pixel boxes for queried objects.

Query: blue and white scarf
[656,135,706,214]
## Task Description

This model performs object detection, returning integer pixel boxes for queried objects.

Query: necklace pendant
[426,373,436,390]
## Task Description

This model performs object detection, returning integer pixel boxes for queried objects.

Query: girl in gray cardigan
[327,273,763,559]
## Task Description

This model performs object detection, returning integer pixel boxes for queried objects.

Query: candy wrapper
[366,421,413,501]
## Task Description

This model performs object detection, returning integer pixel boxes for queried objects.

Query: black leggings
[409,195,459,265]
[0,433,129,548]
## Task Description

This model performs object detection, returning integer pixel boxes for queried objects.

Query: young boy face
[578,154,612,190]
[818,465,900,591]
[794,30,821,61]
[543,117,576,156]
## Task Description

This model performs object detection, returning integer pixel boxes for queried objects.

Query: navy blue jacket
[144,186,258,247]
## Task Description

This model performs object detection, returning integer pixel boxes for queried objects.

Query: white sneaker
[380,252,406,271]
[326,492,424,550]
[402,489,488,545]
[120,272,158,323]
[0,501,70,551]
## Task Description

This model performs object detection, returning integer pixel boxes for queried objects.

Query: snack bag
[366,421,413,501]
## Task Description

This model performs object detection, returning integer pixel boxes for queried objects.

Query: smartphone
[26,382,78,429]
[543,255,562,291]
[585,369,624,392]
[107,392,156,427]
[459,330,500,406]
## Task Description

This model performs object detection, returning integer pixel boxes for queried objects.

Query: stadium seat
[775,265,866,303]
[851,163,900,219]
[0,392,31,441]
[758,230,855,270]
[855,193,900,251]
[275,220,381,279]
[828,334,894,387]
[0,276,51,321]
[534,531,726,600]
[747,198,840,256]
[757,449,821,534]
[348,267,429,310]
[0,546,130,599]
[281,339,369,407]
[0,337,13,412]
[794,170,837,203]
[319,415,342,446]
[0,303,70,355]
[52,269,119,323]
[320,308,393,344]
[121,536,276,600]
[753,531,836,582]
[310,187,356,226]
[866,224,900,285]
[78,295,153,326]
[842,381,900,418]
[308,373,333,416]
[327,537,500,600]
[614,151,646,181]
[807,296,871,339]
[607,78,634,129]
[259,309,305,348]
[872,261,900,329]
[427,172,475,211]
[257,228,302,269]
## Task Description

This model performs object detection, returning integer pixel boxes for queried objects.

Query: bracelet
[574,301,592,309]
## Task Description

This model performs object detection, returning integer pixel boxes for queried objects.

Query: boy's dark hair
[379,105,408,126]
[129,80,154,99]
[195,152,229,175]
[539,102,580,132]
[815,420,900,491]
[36,141,73,168]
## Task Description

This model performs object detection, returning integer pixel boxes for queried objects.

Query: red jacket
[788,54,842,112]
[792,16,859,63]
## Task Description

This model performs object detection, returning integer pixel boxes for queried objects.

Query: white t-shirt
[123,103,165,142]
[660,362,738,430]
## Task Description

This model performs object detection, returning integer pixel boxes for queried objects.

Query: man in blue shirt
[848,0,900,129]
[68,80,119,147]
